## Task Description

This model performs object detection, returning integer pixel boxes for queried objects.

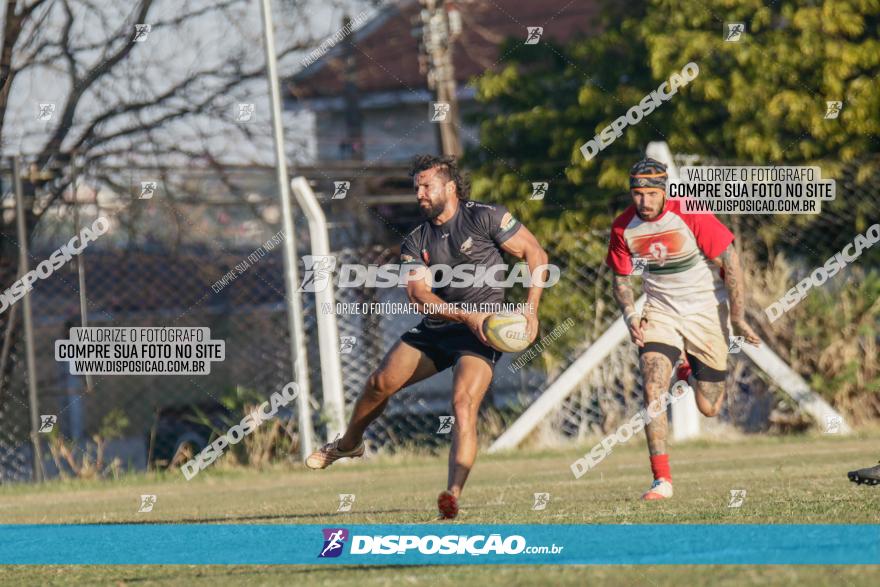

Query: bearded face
[414,167,453,220]
[631,188,666,221]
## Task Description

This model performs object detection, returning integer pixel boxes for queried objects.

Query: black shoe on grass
[848,462,880,486]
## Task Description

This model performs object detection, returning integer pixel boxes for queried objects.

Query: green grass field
[1,433,879,585]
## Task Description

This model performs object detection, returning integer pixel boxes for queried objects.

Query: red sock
[650,454,671,482]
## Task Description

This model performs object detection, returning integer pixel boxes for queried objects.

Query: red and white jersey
[606,198,734,315]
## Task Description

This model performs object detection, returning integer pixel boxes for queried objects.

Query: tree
[0,0,366,401]
[468,0,879,234]
[0,0,363,256]
[466,0,880,408]
[465,2,661,345]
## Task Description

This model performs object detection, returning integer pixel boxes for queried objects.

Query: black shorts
[400,320,501,372]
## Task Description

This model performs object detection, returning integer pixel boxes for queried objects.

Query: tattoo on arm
[720,244,745,322]
[612,274,636,319]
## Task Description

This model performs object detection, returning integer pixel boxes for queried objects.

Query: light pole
[418,0,462,157]
[259,0,314,459]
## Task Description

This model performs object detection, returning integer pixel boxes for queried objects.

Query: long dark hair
[409,154,470,200]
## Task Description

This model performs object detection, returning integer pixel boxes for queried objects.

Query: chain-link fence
[1,156,877,481]
[302,156,879,450]
[0,163,318,481]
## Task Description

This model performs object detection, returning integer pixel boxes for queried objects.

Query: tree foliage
[467,0,880,235]
[465,0,880,394]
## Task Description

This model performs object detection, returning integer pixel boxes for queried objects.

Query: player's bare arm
[499,224,547,342]
[611,273,645,347]
[685,243,756,417]
[712,243,761,346]
[404,261,491,344]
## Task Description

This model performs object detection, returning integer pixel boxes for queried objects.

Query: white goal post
[290,177,348,442]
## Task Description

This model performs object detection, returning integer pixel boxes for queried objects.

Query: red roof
[290,0,601,100]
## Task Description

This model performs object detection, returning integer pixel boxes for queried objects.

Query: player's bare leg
[338,340,437,450]
[694,380,726,417]
[640,351,674,500]
[438,355,493,518]
[641,352,673,456]
[306,341,436,468]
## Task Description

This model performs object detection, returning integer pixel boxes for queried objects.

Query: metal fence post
[12,158,44,482]
[70,157,95,396]
[260,0,314,458]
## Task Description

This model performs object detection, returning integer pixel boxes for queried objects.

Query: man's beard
[636,199,665,221]
[420,199,445,219]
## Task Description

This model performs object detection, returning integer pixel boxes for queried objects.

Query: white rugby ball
[482,312,530,353]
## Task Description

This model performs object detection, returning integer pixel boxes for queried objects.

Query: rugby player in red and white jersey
[607,158,761,500]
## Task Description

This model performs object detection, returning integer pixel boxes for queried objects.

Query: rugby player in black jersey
[306,155,549,519]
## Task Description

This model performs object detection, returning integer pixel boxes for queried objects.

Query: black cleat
[848,462,880,486]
